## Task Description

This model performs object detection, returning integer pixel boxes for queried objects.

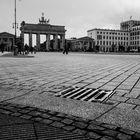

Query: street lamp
[13,0,18,45]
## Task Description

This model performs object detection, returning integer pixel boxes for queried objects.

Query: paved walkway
[0,52,140,139]
[0,111,89,140]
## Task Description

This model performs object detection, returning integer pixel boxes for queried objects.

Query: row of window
[130,31,140,36]
[130,36,140,40]
[97,41,129,46]
[97,35,129,40]
[96,31,129,36]
[130,41,140,45]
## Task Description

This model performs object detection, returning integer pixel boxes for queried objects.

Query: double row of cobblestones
[0,102,140,140]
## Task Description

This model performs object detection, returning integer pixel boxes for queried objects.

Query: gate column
[36,33,40,51]
[29,33,32,48]
[61,35,65,50]
[54,34,58,50]
[46,34,50,51]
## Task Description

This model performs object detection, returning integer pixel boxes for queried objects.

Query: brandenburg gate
[20,14,66,51]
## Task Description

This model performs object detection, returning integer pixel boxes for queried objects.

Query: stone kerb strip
[0,102,140,140]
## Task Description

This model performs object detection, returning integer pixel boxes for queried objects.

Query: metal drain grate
[55,86,115,103]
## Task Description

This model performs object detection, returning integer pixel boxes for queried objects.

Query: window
[97,35,102,40]
[106,41,108,45]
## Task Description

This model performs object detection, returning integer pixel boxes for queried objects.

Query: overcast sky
[1,0,140,39]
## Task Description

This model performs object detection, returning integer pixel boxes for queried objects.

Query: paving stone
[73,129,87,135]
[110,95,128,102]
[117,103,136,110]
[77,118,90,123]
[72,121,88,129]
[11,112,22,117]
[116,133,132,140]
[100,136,116,140]
[87,124,105,131]
[101,123,118,130]
[0,109,12,115]
[61,118,74,125]
[101,130,118,137]
[50,116,62,121]
[28,111,42,116]
[40,113,51,119]
[115,90,128,96]
[26,107,37,111]
[106,100,119,105]
[18,109,31,114]
[20,114,32,119]
[119,128,135,135]
[86,132,101,139]
[48,110,58,115]
[125,89,140,98]
[63,125,76,131]
[90,120,103,126]
[56,112,66,118]
[51,121,65,128]
[31,117,43,122]
[41,119,53,124]
[126,98,140,105]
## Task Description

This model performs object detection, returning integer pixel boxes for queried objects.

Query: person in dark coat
[0,42,5,53]
[63,40,69,54]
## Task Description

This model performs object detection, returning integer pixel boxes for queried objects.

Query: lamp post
[12,0,19,55]
[13,0,18,45]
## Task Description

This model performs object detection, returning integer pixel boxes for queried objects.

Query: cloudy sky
[1,0,140,39]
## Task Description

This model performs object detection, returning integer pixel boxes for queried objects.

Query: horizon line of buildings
[1,18,140,52]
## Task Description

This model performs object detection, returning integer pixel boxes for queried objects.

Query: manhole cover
[55,86,115,103]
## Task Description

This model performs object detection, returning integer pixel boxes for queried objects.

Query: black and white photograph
[0,0,140,139]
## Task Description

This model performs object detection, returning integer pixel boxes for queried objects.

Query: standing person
[34,45,37,54]
[30,46,34,54]
[24,44,29,54]
[0,42,5,53]
[63,40,68,54]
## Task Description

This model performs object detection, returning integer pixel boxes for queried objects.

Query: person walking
[63,40,69,54]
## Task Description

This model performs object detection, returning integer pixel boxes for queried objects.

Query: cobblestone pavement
[0,52,140,139]
[0,102,140,140]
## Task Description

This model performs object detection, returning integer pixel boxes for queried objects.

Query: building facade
[20,14,66,51]
[0,32,15,51]
[87,19,140,52]
[67,36,95,52]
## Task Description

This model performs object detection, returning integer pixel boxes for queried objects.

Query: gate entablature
[20,23,66,34]
[20,14,66,51]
